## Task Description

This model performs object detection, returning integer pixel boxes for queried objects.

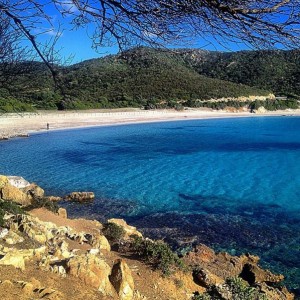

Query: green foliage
[249,99,299,111]
[1,47,299,111]
[0,200,24,226]
[25,198,59,213]
[184,49,300,98]
[102,222,126,243]
[132,236,185,276]
[0,98,35,113]
[191,277,268,300]
[0,47,272,111]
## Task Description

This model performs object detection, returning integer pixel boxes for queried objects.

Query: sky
[28,1,256,64]
[25,0,295,64]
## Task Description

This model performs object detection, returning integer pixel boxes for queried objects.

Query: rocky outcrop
[186,244,283,286]
[0,245,46,270]
[0,278,64,300]
[185,244,294,300]
[45,196,62,202]
[57,208,67,219]
[67,254,115,296]
[64,192,95,202]
[1,181,32,206]
[22,183,45,199]
[108,218,143,239]
[110,259,134,300]
[2,230,24,245]
[0,175,46,206]
[7,176,30,188]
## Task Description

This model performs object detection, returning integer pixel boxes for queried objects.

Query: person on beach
[47,123,49,130]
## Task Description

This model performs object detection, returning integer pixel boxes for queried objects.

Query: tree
[1,0,300,105]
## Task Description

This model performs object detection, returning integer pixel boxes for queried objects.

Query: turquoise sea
[0,116,299,294]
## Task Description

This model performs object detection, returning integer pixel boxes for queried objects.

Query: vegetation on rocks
[0,176,296,299]
[192,277,268,300]
[131,236,185,276]
[0,199,24,226]
[25,197,59,214]
[102,222,126,244]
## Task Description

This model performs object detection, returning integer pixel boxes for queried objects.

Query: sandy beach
[1,108,300,139]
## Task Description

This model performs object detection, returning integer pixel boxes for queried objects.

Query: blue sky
[29,1,293,64]
[29,1,257,64]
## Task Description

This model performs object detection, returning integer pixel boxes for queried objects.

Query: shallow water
[1,116,300,293]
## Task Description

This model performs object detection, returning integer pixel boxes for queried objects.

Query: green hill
[180,49,300,98]
[0,47,271,111]
[2,47,300,111]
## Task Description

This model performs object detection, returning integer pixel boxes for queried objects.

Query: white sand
[1,108,300,139]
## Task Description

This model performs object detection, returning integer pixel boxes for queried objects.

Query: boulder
[67,253,115,296]
[110,259,135,300]
[1,182,31,206]
[7,176,30,188]
[64,192,95,202]
[194,268,224,287]
[0,251,26,270]
[45,196,62,202]
[3,230,24,245]
[0,175,9,189]
[92,234,111,252]
[22,183,45,199]
[57,208,67,219]
[108,218,143,239]
[0,246,46,270]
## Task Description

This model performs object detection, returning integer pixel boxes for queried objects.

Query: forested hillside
[0,47,299,111]
[180,49,300,97]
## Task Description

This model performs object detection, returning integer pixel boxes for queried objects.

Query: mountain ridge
[0,47,299,111]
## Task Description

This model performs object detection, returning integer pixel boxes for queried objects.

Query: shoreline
[1,108,300,139]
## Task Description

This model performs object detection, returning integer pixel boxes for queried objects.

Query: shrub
[132,237,185,276]
[102,222,126,243]
[0,200,25,226]
[25,197,59,213]
[192,277,268,300]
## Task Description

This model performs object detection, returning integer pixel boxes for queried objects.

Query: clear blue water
[0,116,300,293]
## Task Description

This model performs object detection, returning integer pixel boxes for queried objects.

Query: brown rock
[22,183,45,199]
[185,245,287,290]
[194,268,224,287]
[64,192,95,202]
[22,282,34,296]
[108,218,143,239]
[1,182,31,206]
[67,253,115,296]
[240,263,284,285]
[92,234,111,252]
[259,282,294,300]
[110,259,135,300]
[45,196,62,202]
[3,230,24,245]
[0,175,9,189]
[57,208,67,219]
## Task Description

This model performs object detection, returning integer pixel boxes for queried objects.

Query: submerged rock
[64,192,95,202]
